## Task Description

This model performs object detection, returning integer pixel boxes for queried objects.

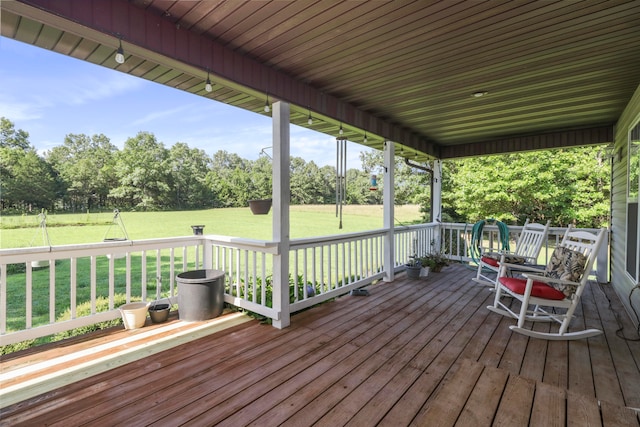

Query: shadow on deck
[1,264,639,426]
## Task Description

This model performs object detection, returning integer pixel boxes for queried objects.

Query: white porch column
[272,101,291,329]
[432,160,443,253]
[432,160,442,222]
[383,141,396,282]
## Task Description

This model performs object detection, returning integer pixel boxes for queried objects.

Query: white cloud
[0,99,42,121]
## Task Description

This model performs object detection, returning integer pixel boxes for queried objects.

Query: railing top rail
[0,234,280,263]
[291,228,388,247]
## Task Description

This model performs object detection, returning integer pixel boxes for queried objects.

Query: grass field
[0,204,423,249]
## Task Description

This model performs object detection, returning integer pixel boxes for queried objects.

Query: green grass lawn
[1,204,423,248]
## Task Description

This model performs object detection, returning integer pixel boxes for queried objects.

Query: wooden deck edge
[0,312,252,409]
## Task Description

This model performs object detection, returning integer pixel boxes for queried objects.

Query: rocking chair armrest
[521,273,583,287]
[498,262,542,273]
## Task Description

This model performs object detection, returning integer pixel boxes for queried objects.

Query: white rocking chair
[487,226,606,340]
[472,219,550,287]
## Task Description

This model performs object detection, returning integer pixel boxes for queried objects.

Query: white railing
[288,229,389,312]
[0,222,608,346]
[0,236,207,346]
[437,222,609,282]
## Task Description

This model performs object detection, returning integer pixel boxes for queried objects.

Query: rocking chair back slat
[473,219,551,287]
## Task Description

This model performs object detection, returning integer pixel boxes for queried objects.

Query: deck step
[0,312,251,409]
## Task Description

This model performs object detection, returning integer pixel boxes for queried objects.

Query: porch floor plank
[1,264,639,426]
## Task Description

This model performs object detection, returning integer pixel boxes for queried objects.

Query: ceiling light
[264,94,270,113]
[307,108,313,125]
[115,39,125,64]
[205,70,212,92]
[471,91,488,98]
[364,132,368,143]
[339,123,344,135]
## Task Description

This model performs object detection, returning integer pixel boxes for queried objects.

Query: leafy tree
[2,149,57,211]
[109,132,171,210]
[168,143,214,209]
[290,157,334,204]
[0,118,57,211]
[0,117,30,150]
[249,154,272,200]
[206,150,252,207]
[46,134,118,211]
[443,147,610,228]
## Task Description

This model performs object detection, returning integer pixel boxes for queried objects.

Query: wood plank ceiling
[2,0,639,160]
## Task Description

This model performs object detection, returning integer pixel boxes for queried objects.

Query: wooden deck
[1,264,639,426]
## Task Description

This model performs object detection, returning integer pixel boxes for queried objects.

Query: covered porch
[2,264,639,426]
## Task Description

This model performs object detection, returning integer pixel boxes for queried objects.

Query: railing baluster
[49,262,55,324]
[141,250,147,302]
[1,264,7,334]
[91,256,97,312]
[26,265,32,329]
[125,253,131,303]
[70,257,77,319]
[109,257,115,309]
[169,248,175,297]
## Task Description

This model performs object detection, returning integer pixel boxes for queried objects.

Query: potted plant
[419,252,450,273]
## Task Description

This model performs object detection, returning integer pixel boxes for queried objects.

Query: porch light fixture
[339,123,344,135]
[115,39,125,64]
[364,132,368,144]
[471,90,488,98]
[264,94,270,113]
[205,70,212,92]
[307,108,313,125]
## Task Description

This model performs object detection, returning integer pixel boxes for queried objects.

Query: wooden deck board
[1,264,639,426]
[455,364,509,426]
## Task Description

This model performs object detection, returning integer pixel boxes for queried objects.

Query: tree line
[0,117,610,228]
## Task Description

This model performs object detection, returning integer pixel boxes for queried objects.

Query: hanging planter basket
[103,209,129,259]
[30,211,51,268]
[248,199,272,215]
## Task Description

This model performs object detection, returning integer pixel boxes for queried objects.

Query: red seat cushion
[498,277,566,300]
[481,256,500,268]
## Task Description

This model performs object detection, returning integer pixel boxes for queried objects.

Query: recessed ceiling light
[471,91,488,98]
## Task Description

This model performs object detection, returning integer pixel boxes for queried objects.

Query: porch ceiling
[2,1,639,160]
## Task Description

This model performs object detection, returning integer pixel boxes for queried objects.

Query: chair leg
[472,262,497,287]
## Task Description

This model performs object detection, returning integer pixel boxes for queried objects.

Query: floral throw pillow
[543,246,587,297]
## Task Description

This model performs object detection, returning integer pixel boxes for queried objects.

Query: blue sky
[0,37,370,168]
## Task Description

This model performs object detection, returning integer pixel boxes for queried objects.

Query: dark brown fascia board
[439,125,614,160]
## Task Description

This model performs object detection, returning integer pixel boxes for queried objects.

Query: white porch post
[432,160,442,222]
[383,141,395,282]
[272,101,291,329]
[432,160,443,252]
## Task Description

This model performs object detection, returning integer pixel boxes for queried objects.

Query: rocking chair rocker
[472,219,550,288]
[487,225,606,340]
